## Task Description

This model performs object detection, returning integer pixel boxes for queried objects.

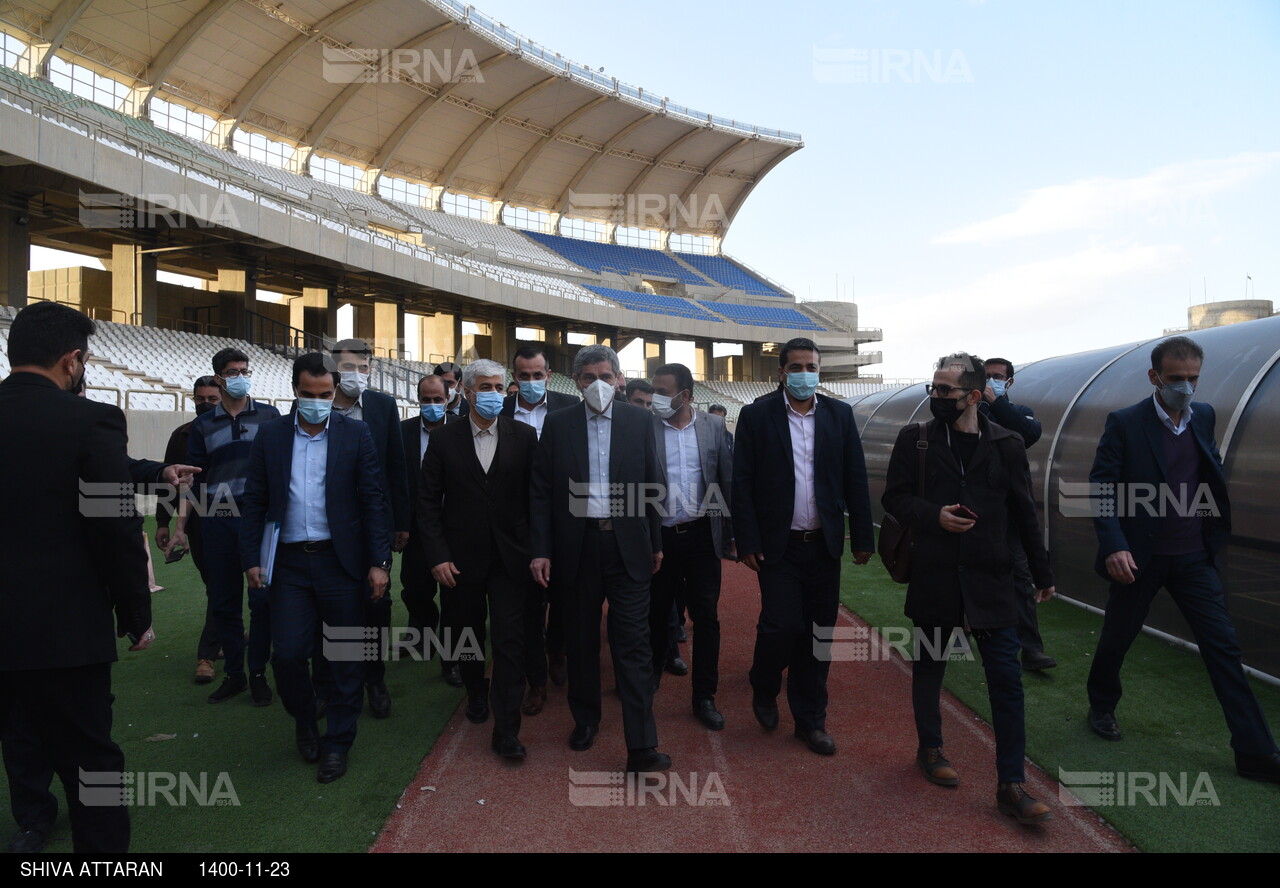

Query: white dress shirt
[471,417,498,474]
[586,401,613,519]
[662,412,705,526]
[787,397,819,531]
[1153,393,1193,436]
[513,397,549,439]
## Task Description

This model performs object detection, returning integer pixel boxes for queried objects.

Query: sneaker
[207,674,247,704]
[249,672,273,707]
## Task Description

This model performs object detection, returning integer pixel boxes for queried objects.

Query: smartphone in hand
[954,505,978,522]
[164,545,187,564]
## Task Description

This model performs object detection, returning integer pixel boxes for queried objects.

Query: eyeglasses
[220,369,253,378]
[924,384,972,398]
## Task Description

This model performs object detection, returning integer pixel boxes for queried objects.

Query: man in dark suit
[155,376,222,685]
[434,361,470,419]
[310,339,409,719]
[530,345,670,773]
[400,374,462,685]
[502,344,580,712]
[732,337,875,756]
[1086,336,1279,783]
[240,353,391,783]
[979,357,1055,673]
[648,363,734,730]
[420,359,539,759]
[883,351,1055,824]
[0,302,154,852]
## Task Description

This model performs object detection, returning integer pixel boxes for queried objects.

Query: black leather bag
[878,422,928,584]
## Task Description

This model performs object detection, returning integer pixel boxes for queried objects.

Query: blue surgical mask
[297,398,332,425]
[473,390,505,420]
[224,375,251,399]
[518,379,546,403]
[420,403,445,423]
[784,371,819,400]
[989,378,1007,397]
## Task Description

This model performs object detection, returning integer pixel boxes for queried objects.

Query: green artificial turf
[841,555,1280,853]
[0,518,463,853]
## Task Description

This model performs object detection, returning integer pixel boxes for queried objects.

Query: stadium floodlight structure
[845,316,1280,681]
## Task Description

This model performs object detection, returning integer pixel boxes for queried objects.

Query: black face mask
[195,402,216,416]
[929,395,969,425]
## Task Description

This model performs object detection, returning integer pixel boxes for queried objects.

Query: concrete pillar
[694,339,713,380]
[212,268,254,340]
[419,312,456,364]
[290,287,335,344]
[643,338,665,378]
[0,197,29,310]
[372,302,403,358]
[111,243,158,326]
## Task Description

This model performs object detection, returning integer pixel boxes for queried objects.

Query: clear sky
[474,0,1280,379]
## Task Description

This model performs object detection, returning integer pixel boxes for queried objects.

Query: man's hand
[126,625,156,651]
[1035,586,1056,603]
[246,566,265,589]
[1105,551,1138,585]
[530,558,551,588]
[162,464,201,488]
[155,527,170,551]
[741,552,764,572]
[726,541,738,561]
[982,385,997,404]
[392,531,410,553]
[651,551,663,575]
[164,528,188,555]
[939,504,976,533]
[852,550,873,565]
[369,567,389,601]
[432,562,461,589]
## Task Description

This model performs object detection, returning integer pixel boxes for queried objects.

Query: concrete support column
[212,268,255,340]
[371,302,403,358]
[290,287,336,343]
[643,338,665,378]
[694,339,713,381]
[111,243,158,327]
[419,311,457,364]
[0,197,30,310]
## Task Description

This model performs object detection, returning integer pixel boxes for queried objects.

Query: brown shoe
[547,652,567,687]
[522,685,547,716]
[997,782,1053,824]
[194,659,215,684]
[917,746,958,786]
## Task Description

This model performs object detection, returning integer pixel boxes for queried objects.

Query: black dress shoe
[1088,707,1122,741]
[7,824,51,853]
[664,656,689,676]
[367,681,392,719]
[795,728,837,756]
[295,719,320,763]
[317,751,348,783]
[1236,751,1280,784]
[677,624,688,643]
[442,664,463,688]
[492,734,527,760]
[1022,650,1058,672]
[207,674,247,704]
[752,697,779,730]
[547,652,567,687]
[465,695,490,724]
[693,698,725,731]
[626,748,672,773]
[568,724,598,751]
[249,672,273,707]
[314,696,328,721]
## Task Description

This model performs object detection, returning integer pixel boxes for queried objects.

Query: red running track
[373,561,1132,853]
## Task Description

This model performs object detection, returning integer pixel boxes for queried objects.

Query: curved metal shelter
[2,0,801,236]
[848,316,1280,679]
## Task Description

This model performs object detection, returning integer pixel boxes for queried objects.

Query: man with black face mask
[883,352,1055,825]
[1085,336,1280,784]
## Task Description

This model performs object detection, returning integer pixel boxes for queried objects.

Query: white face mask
[584,378,614,413]
[651,392,678,420]
[338,370,368,398]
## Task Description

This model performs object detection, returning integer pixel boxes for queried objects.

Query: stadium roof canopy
[2,0,803,237]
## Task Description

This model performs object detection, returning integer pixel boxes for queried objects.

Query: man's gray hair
[572,344,620,377]
[462,358,507,390]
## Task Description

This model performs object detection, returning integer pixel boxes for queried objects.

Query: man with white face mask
[529,345,670,773]
[433,362,470,419]
[1086,336,1280,785]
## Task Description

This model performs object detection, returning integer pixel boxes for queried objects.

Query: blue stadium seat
[584,285,723,322]
[675,252,784,296]
[698,301,825,331]
[526,232,711,286]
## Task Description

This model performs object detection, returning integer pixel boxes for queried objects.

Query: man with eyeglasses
[180,348,280,707]
[978,358,1055,673]
[882,352,1055,824]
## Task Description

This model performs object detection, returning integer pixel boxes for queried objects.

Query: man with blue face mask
[1086,336,1280,785]
[240,353,391,784]
[419,359,539,759]
[732,338,875,757]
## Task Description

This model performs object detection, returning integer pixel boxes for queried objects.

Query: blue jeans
[203,517,270,678]
[913,623,1026,784]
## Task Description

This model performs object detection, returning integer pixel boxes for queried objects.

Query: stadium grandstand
[0,0,882,423]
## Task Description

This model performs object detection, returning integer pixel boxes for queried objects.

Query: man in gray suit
[647,364,734,730]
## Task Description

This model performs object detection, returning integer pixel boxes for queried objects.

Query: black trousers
[188,521,220,662]
[522,582,548,688]
[1087,551,1277,755]
[1009,534,1045,655]
[748,536,841,732]
[458,556,527,738]
[563,528,658,751]
[401,556,465,670]
[649,519,722,701]
[0,663,129,852]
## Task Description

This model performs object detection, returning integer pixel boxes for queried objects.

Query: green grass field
[841,556,1280,853]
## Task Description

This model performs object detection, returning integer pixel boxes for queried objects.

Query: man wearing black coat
[883,352,1055,825]
[0,303,153,852]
